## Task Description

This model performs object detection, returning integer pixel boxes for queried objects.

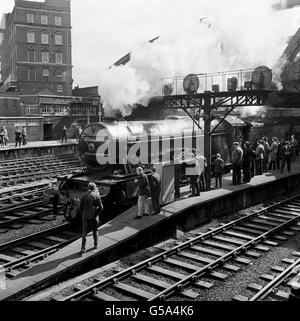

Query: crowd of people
[184,134,298,196]
[231,135,298,186]
[0,126,28,148]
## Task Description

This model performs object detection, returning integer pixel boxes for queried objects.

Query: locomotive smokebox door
[154,163,175,206]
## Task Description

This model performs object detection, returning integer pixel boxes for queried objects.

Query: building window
[41,33,49,44]
[71,107,97,116]
[56,69,63,80]
[28,68,36,81]
[25,105,39,116]
[27,49,35,62]
[57,84,63,93]
[41,105,69,116]
[42,51,49,63]
[55,34,62,45]
[27,13,34,23]
[43,68,50,80]
[27,31,35,43]
[41,15,48,25]
[55,16,62,26]
[55,52,63,64]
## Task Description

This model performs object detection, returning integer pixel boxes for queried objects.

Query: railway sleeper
[113,282,154,300]
[260,274,275,282]
[132,273,199,299]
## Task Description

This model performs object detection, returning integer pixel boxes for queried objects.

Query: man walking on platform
[79,182,103,254]
[232,142,243,185]
[135,167,151,219]
[149,167,161,215]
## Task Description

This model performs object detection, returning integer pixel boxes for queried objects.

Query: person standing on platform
[268,137,278,170]
[15,127,22,147]
[61,126,67,143]
[276,138,282,170]
[281,141,292,173]
[212,153,225,188]
[79,182,102,254]
[3,126,8,146]
[134,167,151,219]
[255,140,265,175]
[232,142,243,185]
[47,182,60,218]
[290,135,298,162]
[22,126,27,145]
[188,152,201,197]
[242,142,255,183]
[149,167,161,215]
[0,128,4,148]
[193,150,206,191]
[77,126,82,142]
[262,137,270,172]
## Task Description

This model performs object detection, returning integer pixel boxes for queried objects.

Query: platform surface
[0,139,77,151]
[1,159,300,300]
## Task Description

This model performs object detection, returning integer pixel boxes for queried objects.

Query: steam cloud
[99,0,300,116]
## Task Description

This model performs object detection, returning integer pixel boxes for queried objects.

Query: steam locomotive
[54,115,245,222]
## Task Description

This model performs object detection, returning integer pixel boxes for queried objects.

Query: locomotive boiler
[54,116,244,222]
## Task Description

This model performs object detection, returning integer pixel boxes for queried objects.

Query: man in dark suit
[149,167,161,215]
[79,182,103,254]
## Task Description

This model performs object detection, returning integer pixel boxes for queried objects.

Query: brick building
[0,0,100,140]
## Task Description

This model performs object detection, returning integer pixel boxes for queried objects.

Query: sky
[0,0,300,115]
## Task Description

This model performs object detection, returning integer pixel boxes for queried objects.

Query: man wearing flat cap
[79,182,103,254]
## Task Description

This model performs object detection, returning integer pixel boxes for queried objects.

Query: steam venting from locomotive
[99,0,300,116]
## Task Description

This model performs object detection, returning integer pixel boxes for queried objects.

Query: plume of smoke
[238,106,267,118]
[100,0,300,116]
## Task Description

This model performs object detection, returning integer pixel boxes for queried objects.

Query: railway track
[55,194,300,301]
[0,223,81,278]
[0,201,65,233]
[0,153,85,211]
[233,255,300,301]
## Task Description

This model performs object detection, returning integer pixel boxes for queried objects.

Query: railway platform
[0,139,78,160]
[1,160,300,300]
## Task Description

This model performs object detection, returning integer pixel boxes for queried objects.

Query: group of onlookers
[134,167,161,219]
[0,125,28,148]
[15,126,28,147]
[186,134,298,192]
[231,135,298,186]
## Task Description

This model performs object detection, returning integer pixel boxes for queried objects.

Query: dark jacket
[243,147,256,165]
[79,190,102,220]
[212,158,225,174]
[137,173,151,197]
[149,172,161,194]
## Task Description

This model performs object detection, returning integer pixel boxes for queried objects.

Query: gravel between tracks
[0,213,66,245]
